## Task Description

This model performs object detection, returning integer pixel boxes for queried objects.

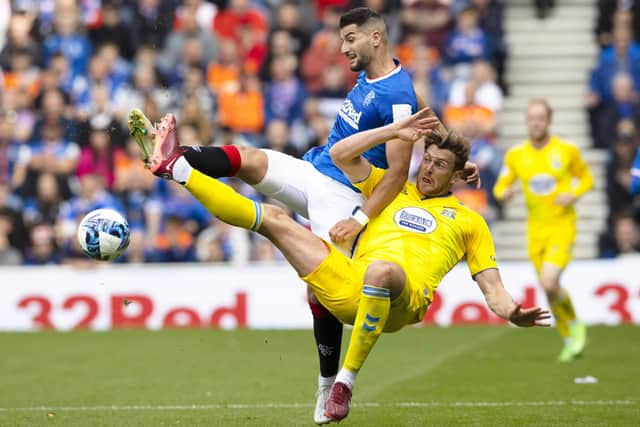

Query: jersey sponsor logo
[338,99,363,130]
[528,173,557,195]
[441,208,456,219]
[394,207,437,233]
[363,90,376,107]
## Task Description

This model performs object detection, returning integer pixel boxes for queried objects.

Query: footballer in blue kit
[304,61,417,190]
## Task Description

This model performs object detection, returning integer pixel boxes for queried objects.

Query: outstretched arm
[329,107,439,182]
[475,268,551,327]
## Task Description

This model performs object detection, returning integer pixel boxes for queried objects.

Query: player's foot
[557,342,575,363]
[324,382,351,422]
[314,383,332,425]
[148,113,186,180]
[568,321,587,357]
[128,108,155,168]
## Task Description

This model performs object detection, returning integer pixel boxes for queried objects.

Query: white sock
[335,368,357,391]
[318,374,336,389]
[172,156,193,184]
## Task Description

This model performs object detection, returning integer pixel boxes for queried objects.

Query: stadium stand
[0,0,637,267]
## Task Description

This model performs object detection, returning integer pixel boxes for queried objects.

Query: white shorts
[253,149,364,242]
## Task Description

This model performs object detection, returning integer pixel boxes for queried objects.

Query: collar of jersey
[365,59,402,84]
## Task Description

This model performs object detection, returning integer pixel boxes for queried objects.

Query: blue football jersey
[303,62,418,189]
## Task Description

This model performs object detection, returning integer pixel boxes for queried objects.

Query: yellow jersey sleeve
[465,214,498,277]
[352,166,387,199]
[493,148,517,200]
[567,145,594,198]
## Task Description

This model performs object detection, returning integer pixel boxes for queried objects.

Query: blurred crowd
[0,0,509,266]
[589,0,640,257]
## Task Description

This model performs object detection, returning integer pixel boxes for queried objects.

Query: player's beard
[350,52,371,72]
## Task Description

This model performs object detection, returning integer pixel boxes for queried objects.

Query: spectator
[588,25,640,109]
[0,207,22,265]
[25,121,79,199]
[265,119,302,157]
[158,5,218,85]
[88,0,135,60]
[23,223,61,265]
[595,1,640,48]
[599,211,640,257]
[605,134,638,222]
[0,112,30,191]
[301,30,356,94]
[213,0,269,74]
[264,54,307,125]
[270,1,312,58]
[400,0,452,52]
[593,72,640,148]
[173,0,218,33]
[42,1,92,81]
[113,64,174,126]
[444,6,491,76]
[175,64,216,123]
[179,97,213,146]
[149,215,197,263]
[130,0,175,54]
[76,116,126,189]
[22,172,62,228]
[217,71,265,136]
[0,12,41,70]
[32,88,77,143]
[448,59,503,112]
[207,38,243,95]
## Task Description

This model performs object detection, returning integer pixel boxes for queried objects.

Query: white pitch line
[0,400,635,412]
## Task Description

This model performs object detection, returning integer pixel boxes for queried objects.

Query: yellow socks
[550,289,577,339]
[343,285,391,373]
[185,169,263,231]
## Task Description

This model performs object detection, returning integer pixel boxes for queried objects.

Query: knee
[262,204,288,225]
[364,261,403,290]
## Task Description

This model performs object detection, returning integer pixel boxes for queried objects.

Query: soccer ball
[77,208,130,261]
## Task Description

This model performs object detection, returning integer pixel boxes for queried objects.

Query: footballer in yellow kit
[304,165,497,332]
[138,106,550,422]
[493,99,593,362]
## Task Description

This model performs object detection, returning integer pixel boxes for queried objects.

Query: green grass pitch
[1,326,638,426]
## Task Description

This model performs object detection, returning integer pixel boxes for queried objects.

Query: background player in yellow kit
[142,108,549,422]
[493,99,594,362]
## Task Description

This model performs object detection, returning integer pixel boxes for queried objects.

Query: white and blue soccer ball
[77,208,130,261]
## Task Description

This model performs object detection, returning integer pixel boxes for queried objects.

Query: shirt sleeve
[492,148,518,200]
[465,214,498,278]
[352,166,387,199]
[377,84,418,125]
[568,145,594,197]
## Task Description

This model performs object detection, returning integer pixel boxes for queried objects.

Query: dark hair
[424,129,470,171]
[528,98,553,120]
[339,7,382,29]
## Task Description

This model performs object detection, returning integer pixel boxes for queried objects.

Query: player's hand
[463,161,482,188]
[329,218,362,248]
[500,186,516,201]
[508,304,551,327]
[555,193,577,206]
[392,107,440,143]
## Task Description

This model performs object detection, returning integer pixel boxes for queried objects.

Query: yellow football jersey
[493,136,593,225]
[353,167,498,301]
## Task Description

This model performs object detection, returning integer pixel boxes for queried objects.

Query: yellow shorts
[301,243,430,332]
[527,222,576,274]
